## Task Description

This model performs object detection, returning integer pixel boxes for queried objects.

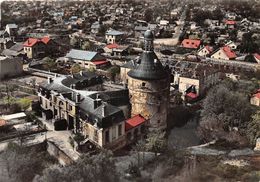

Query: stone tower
[127,30,170,130]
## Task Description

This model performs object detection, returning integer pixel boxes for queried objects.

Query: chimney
[47,77,53,84]
[76,93,81,103]
[102,104,106,117]
[70,84,75,89]
[93,94,102,109]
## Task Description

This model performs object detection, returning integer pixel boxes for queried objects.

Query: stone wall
[128,77,170,130]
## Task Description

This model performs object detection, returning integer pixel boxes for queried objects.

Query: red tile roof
[0,119,6,127]
[181,39,201,49]
[23,37,51,47]
[225,20,236,25]
[221,46,237,59]
[253,93,260,99]
[23,38,40,47]
[254,53,260,61]
[125,114,146,131]
[41,36,51,44]
[186,92,198,99]
[92,60,109,66]
[106,43,119,49]
[252,89,260,99]
[205,45,213,53]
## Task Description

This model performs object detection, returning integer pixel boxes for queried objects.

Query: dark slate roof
[10,43,24,52]
[79,97,125,128]
[61,72,102,88]
[128,51,168,80]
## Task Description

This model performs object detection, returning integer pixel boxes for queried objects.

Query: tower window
[142,82,146,87]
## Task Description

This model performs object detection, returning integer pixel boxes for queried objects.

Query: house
[23,37,59,59]
[5,24,18,37]
[174,63,220,99]
[125,114,147,144]
[197,45,213,57]
[0,56,23,80]
[250,89,260,106]
[225,41,238,50]
[23,38,46,59]
[253,53,260,64]
[211,46,237,60]
[0,38,14,50]
[91,21,102,34]
[225,20,236,29]
[105,29,124,44]
[181,39,201,49]
[37,72,146,151]
[1,43,25,57]
[104,43,129,57]
[65,49,110,69]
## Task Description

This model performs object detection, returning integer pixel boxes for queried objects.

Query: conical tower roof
[128,30,168,80]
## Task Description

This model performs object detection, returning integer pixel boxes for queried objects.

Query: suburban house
[65,49,110,69]
[181,39,201,49]
[211,46,237,60]
[105,29,124,44]
[1,43,25,57]
[175,65,220,99]
[0,38,14,50]
[91,21,102,34]
[104,43,130,57]
[0,56,23,80]
[197,45,213,57]
[23,36,61,59]
[23,38,47,59]
[225,20,236,29]
[37,72,147,151]
[225,41,238,50]
[250,89,260,107]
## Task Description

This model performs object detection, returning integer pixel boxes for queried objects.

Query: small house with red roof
[23,36,61,59]
[197,45,214,57]
[104,43,130,57]
[211,46,237,60]
[225,20,236,29]
[253,53,260,64]
[181,39,201,49]
[125,114,147,144]
[250,89,260,106]
[23,38,46,58]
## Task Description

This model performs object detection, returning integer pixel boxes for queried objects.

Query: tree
[0,143,48,182]
[145,130,167,156]
[108,65,120,82]
[70,37,79,48]
[144,8,153,22]
[18,98,31,111]
[43,57,56,71]
[199,84,254,142]
[35,150,119,182]
[246,111,260,146]
[81,41,91,50]
[240,32,259,53]
[70,63,82,74]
